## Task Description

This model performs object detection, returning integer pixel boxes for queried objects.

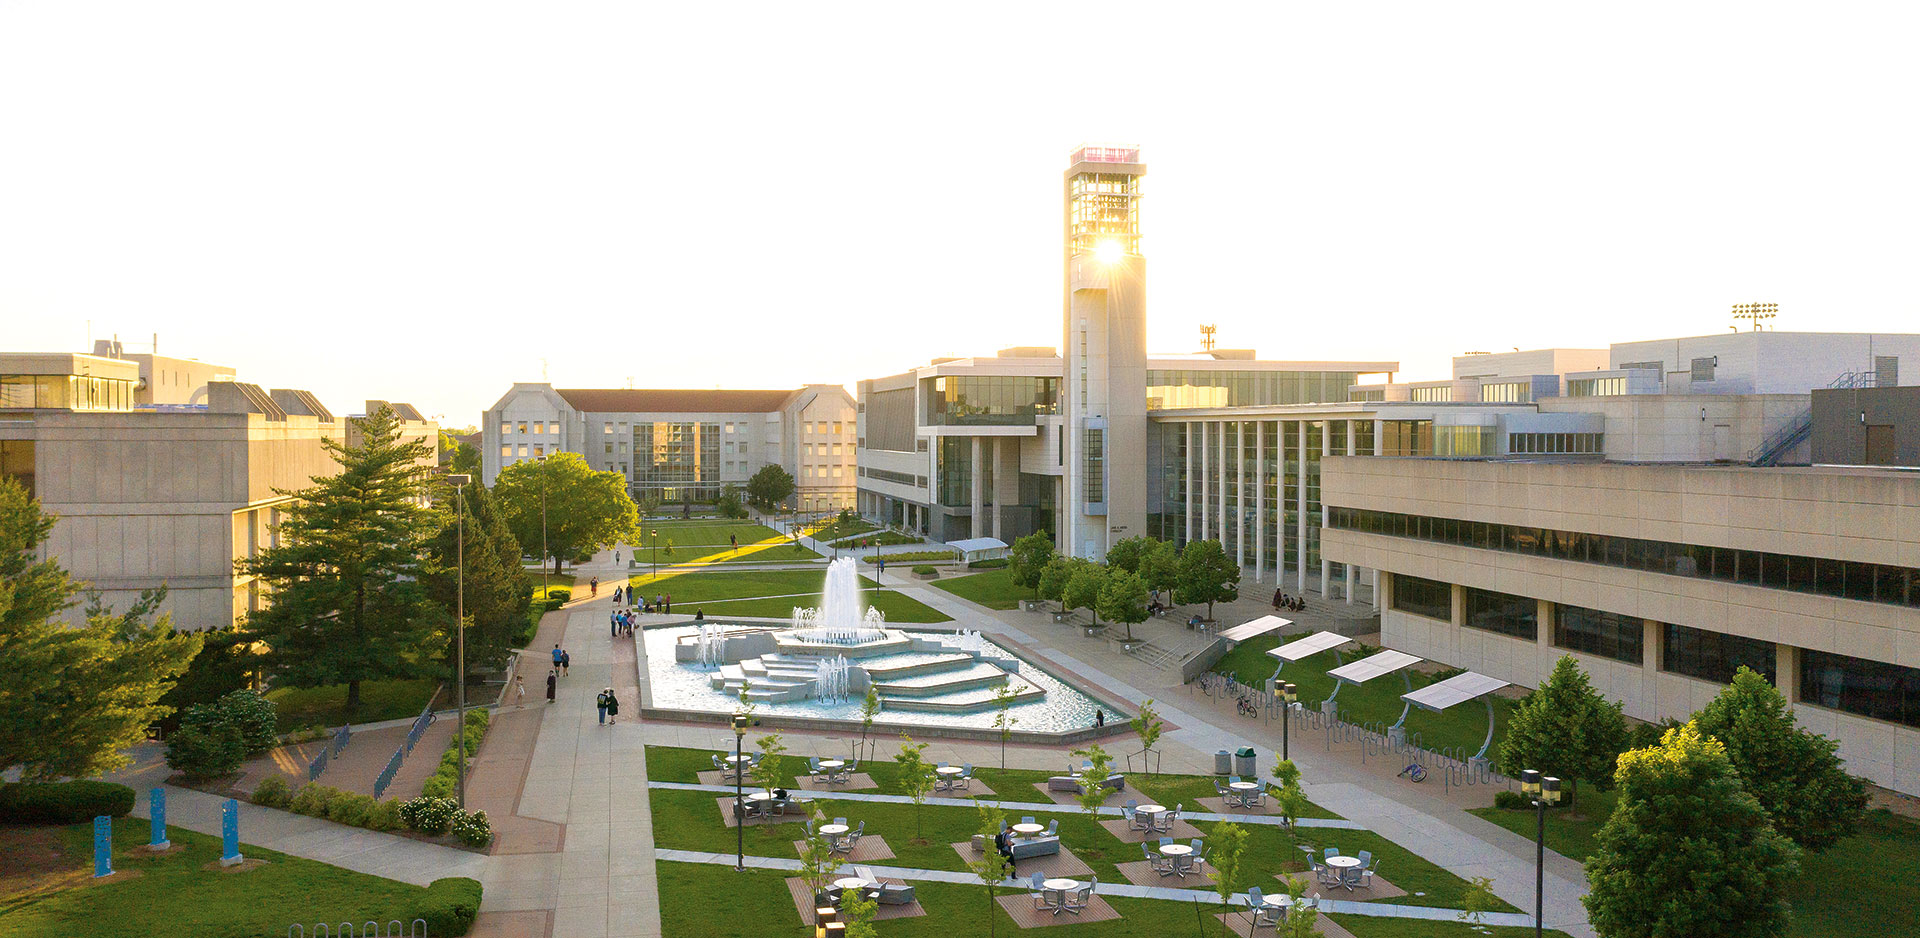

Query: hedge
[420,709,490,800]
[0,780,137,825]
[420,877,484,936]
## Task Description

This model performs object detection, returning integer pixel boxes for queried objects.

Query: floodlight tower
[1061,144,1147,560]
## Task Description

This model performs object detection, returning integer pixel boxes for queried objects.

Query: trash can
[1234,746,1257,777]
[1214,750,1232,775]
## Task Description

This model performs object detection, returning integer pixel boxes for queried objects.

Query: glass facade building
[923,375,1058,426]
[0,373,135,412]
[1146,370,1360,410]
[631,421,722,501]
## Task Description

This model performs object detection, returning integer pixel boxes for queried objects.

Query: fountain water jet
[790,557,888,645]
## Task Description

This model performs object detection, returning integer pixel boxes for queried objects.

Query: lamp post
[1520,769,1562,938]
[1280,682,1298,763]
[539,456,550,598]
[650,530,659,579]
[732,712,750,872]
[448,473,470,809]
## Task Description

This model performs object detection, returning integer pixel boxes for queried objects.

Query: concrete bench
[1009,836,1061,860]
[1047,773,1126,795]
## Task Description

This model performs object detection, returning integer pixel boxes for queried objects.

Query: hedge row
[420,877,483,936]
[0,781,136,825]
[420,709,490,801]
[253,777,405,832]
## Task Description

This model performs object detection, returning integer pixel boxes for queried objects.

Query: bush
[452,809,493,847]
[366,798,405,831]
[164,721,246,780]
[912,565,937,576]
[1493,790,1531,810]
[252,775,293,808]
[968,558,1009,569]
[400,796,461,835]
[327,792,378,827]
[420,709,490,802]
[1428,666,1468,684]
[0,781,136,825]
[289,783,344,818]
[418,877,483,936]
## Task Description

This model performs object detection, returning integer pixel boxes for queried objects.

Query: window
[1463,587,1537,640]
[1509,432,1604,455]
[1380,420,1433,457]
[1691,357,1718,382]
[1391,574,1451,621]
[533,422,544,434]
[1567,377,1627,397]
[516,421,528,435]
[500,445,511,458]
[726,422,736,434]
[517,444,528,457]
[1479,381,1530,403]
[1554,605,1644,664]
[533,445,544,456]
[605,443,613,454]
[1801,649,1920,729]
[1408,385,1452,403]
[605,424,614,434]
[1662,624,1776,684]
[1435,425,1496,457]
[1083,427,1106,508]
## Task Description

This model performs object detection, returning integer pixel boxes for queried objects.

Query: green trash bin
[1234,747,1257,777]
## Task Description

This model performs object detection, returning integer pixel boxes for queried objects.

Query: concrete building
[89,338,238,405]
[1,349,437,632]
[482,384,857,512]
[1812,385,1920,467]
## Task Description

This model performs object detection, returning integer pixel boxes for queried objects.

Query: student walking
[546,669,557,703]
[514,675,526,708]
[552,643,564,671]
[595,688,610,725]
[560,649,570,675]
[729,533,737,551]
[590,576,599,598]
[663,593,672,614]
[605,688,620,724]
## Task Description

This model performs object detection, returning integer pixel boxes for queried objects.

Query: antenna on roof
[1199,324,1217,352]
[540,358,549,381]
[1731,302,1777,331]
[626,376,634,389]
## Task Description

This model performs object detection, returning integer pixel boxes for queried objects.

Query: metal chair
[1144,842,1175,876]
[809,757,829,783]
[1247,887,1283,928]
[1357,852,1378,888]
[848,821,866,850]
[1029,872,1058,911]
[1062,876,1094,914]
[956,763,974,790]
[1044,819,1059,837]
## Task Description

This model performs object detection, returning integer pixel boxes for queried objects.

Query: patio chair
[1021,816,1036,827]
[1357,852,1378,888]
[1228,775,1241,784]
[809,757,829,783]
[848,821,866,850]
[1144,842,1175,876]
[1063,876,1095,914]
[834,816,848,828]
[1322,847,1340,863]
[1176,838,1203,875]
[713,754,737,780]
[1246,887,1282,928]
[956,764,973,790]
[1313,859,1340,888]
[1213,778,1230,796]
[1044,819,1058,837]
[1029,872,1058,912]
[832,759,855,784]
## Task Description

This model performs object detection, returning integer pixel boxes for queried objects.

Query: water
[789,558,888,644]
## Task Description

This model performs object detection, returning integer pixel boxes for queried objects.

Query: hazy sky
[5,2,1918,425]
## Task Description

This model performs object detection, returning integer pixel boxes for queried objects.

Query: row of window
[1567,376,1627,397]
[859,467,923,487]
[0,374,136,412]
[1509,432,1604,455]
[505,420,559,435]
[1331,506,1920,609]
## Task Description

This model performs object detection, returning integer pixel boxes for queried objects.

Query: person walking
[514,675,526,708]
[552,643,563,671]
[561,649,570,675]
[664,593,672,614]
[590,576,599,598]
[1273,588,1283,610]
[610,609,619,637]
[595,688,609,725]
[605,688,620,724]
[730,533,737,551]
[546,668,557,703]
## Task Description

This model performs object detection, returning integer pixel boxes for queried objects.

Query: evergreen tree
[1175,538,1240,619]
[239,406,444,715]
[1693,666,1868,851]
[494,452,638,574]
[423,480,530,676]
[1007,531,1056,599]
[1584,723,1799,938]
[0,480,200,780]
[745,463,797,512]
[1497,654,1628,805]
[1097,567,1150,640]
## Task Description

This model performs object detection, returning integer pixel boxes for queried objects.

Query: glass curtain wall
[1220,422,1239,558]
[923,376,1058,426]
[1150,421,1187,543]
[1145,370,1361,410]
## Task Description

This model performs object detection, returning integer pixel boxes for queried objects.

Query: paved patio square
[1196,795,1276,816]
[994,891,1120,928]
[1096,817,1204,842]
[1215,908,1356,937]
[782,876,927,923]
[1113,858,1211,887]
[791,834,896,863]
[1029,783,1127,807]
[1279,868,1408,900]
[951,841,1093,879]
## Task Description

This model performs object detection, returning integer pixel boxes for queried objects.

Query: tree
[0,480,200,781]
[164,689,278,780]
[239,407,444,716]
[1103,535,1158,575]
[1584,723,1799,938]
[714,484,748,520]
[1497,655,1629,806]
[1063,563,1105,626]
[797,803,845,911]
[893,734,934,842]
[1008,531,1056,600]
[1139,539,1181,606]
[857,683,881,762]
[1097,568,1150,641]
[1205,820,1248,936]
[1175,539,1240,620]
[746,464,796,513]
[1693,666,1868,851]
[494,452,638,575]
[841,879,880,938]
[1275,873,1317,938]
[1037,556,1079,611]
[1130,699,1165,775]
[966,803,1013,938]
[1458,876,1499,926]
[1070,742,1114,824]
[438,429,481,477]
[749,733,788,806]
[423,479,530,677]
[990,682,1019,769]
[156,625,261,731]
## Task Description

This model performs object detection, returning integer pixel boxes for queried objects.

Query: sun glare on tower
[1094,238,1124,264]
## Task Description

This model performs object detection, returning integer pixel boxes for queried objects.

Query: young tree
[749,732,788,803]
[797,802,845,911]
[239,407,444,716]
[1175,539,1240,620]
[966,803,1013,938]
[1275,873,1317,938]
[1693,666,1868,851]
[1007,531,1056,600]
[1458,876,1500,926]
[424,479,530,675]
[1584,723,1799,938]
[1139,539,1181,608]
[893,734,935,842]
[1130,699,1165,775]
[0,480,200,781]
[1097,568,1151,641]
[493,452,638,575]
[1037,556,1079,612]
[714,484,748,520]
[1497,654,1628,806]
[1070,742,1115,824]
[990,682,1019,769]
[857,683,881,762]
[1102,535,1157,575]
[1271,756,1306,830]
[746,464,797,512]
[1205,820,1248,936]
[1063,563,1105,626]
[841,880,880,938]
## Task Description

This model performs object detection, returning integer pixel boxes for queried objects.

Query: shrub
[421,774,454,800]
[968,558,1009,569]
[327,792,378,827]
[252,775,293,808]
[163,721,246,780]
[912,565,937,576]
[1428,666,1468,684]
[289,783,344,818]
[214,689,282,754]
[1493,790,1531,810]
[366,798,405,832]
[418,877,483,936]
[0,781,137,825]
[400,796,460,835]
[452,809,493,847]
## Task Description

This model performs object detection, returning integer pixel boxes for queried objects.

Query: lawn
[1214,639,1518,760]
[531,573,577,603]
[641,521,783,546]
[931,569,1030,610]
[860,550,960,564]
[0,819,475,938]
[265,678,440,732]
[1468,788,1617,863]
[805,516,878,542]
[625,570,951,623]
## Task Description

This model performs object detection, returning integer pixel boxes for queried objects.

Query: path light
[733,712,751,872]
[814,906,837,938]
[1520,770,1561,938]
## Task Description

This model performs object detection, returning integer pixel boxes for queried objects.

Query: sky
[4,2,1919,426]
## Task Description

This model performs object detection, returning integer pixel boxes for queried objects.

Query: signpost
[93,816,113,878]
[220,798,244,866]
[148,787,169,850]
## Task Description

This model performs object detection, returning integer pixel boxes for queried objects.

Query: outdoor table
[1042,878,1081,916]
[1137,804,1168,831]
[834,875,871,899]
[820,760,846,771]
[1010,822,1045,838]
[1261,892,1294,923]
[1326,854,1363,890]
[1158,842,1193,877]
[818,823,850,836]
[1227,781,1258,806]
[935,765,964,789]
[819,822,852,853]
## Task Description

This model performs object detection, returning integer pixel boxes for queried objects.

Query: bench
[1046,773,1126,795]
[1009,836,1062,860]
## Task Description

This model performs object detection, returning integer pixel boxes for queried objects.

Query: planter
[1020,600,1047,612]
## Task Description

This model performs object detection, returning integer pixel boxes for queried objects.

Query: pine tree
[239,406,444,715]
[424,480,530,676]
[1497,654,1628,805]
[0,479,200,780]
[1584,722,1799,938]
[1693,666,1868,851]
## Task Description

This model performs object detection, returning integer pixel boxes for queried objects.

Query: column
[969,436,984,539]
[1184,423,1195,543]
[990,438,1003,541]
[1199,423,1211,541]
[1234,422,1245,569]
[1345,563,1357,606]
[1371,418,1385,455]
[1536,599,1555,673]
[1215,420,1228,548]
[1371,568,1381,612]
[1774,644,1798,703]
[1254,421,1266,584]
[1296,420,1308,592]
[1319,420,1332,596]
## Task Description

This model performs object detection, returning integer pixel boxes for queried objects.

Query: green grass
[1214,639,1517,759]
[531,573,577,603]
[834,531,923,548]
[264,678,439,732]
[641,521,783,546]
[625,570,951,623]
[930,569,1030,610]
[655,862,1560,938]
[860,550,960,564]
[693,590,951,623]
[1468,789,1617,862]
[805,517,878,542]
[0,819,464,938]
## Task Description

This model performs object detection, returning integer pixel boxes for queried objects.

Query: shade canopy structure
[1263,630,1354,684]
[1402,671,1511,761]
[1218,615,1292,644]
[943,537,1008,563]
[1326,650,1424,726]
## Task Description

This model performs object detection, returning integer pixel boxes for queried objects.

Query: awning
[1263,630,1353,663]
[1403,671,1511,713]
[944,537,1009,552]
[1327,650,1423,684]
[1217,615,1293,643]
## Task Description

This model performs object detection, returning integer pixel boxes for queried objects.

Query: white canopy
[1328,650,1423,684]
[1263,630,1352,663]
[1217,615,1293,643]
[1403,671,1511,712]
[943,537,1009,562]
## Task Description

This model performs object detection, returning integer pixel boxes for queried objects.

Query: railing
[1749,369,1881,465]
[305,724,353,782]
[373,701,438,799]
[1179,638,1230,683]
[372,748,406,800]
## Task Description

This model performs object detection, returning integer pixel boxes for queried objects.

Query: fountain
[790,558,889,646]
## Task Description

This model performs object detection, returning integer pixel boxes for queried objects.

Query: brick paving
[993,891,1121,928]
[782,876,928,923]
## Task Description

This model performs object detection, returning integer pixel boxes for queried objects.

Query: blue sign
[149,787,168,849]
[93,815,112,878]
[220,798,242,865]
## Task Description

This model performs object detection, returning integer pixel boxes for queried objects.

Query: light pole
[732,712,750,872]
[538,456,550,598]
[650,530,659,579]
[448,473,471,809]
[1519,769,1562,938]
[1280,682,1297,763]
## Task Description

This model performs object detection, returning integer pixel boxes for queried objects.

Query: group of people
[595,687,621,725]
[610,584,673,613]
[610,607,637,637]
[1272,590,1306,613]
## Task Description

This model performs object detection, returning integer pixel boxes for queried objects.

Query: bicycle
[1397,763,1427,783]
[1236,695,1259,717]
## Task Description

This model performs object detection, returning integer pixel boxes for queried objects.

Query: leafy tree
[1275,873,1317,938]
[423,479,530,677]
[1103,535,1157,575]
[1037,556,1079,611]
[1008,531,1056,599]
[714,484,748,520]
[438,429,481,477]
[966,803,1013,938]
[857,683,881,762]
[1097,568,1150,641]
[239,407,444,716]
[1204,820,1248,936]
[494,452,638,575]
[841,880,879,938]
[749,733,788,804]
[1693,666,1868,851]
[746,464,797,512]
[1271,757,1306,830]
[893,734,934,842]
[1130,699,1164,775]
[796,802,845,909]
[1063,563,1105,625]
[1584,723,1799,938]
[156,625,260,732]
[1139,539,1181,606]
[990,682,1019,769]
[1458,876,1499,925]
[1175,539,1240,620]
[0,480,200,781]
[1070,742,1114,824]
[164,689,278,779]
[1497,654,1628,806]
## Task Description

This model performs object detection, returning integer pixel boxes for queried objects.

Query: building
[1812,385,1920,467]
[0,348,437,632]
[481,383,857,512]
[88,337,238,405]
